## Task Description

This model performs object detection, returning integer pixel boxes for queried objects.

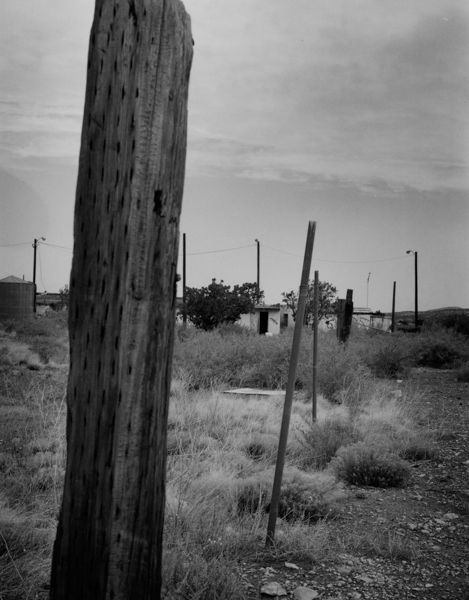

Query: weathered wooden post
[266,221,316,546]
[391,281,396,332]
[312,270,319,422]
[49,2,192,599]
[336,289,353,342]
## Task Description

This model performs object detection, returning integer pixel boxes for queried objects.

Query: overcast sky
[1,0,468,311]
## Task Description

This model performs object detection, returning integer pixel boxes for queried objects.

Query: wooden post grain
[266,221,316,546]
[50,2,192,599]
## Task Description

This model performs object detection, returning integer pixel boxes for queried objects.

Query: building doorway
[259,311,269,334]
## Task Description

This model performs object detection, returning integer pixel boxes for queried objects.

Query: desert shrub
[456,362,469,382]
[361,337,409,378]
[423,312,469,336]
[1,313,69,365]
[173,328,294,390]
[411,327,469,369]
[346,329,417,379]
[340,525,417,561]
[162,552,245,600]
[416,341,463,368]
[236,467,345,522]
[173,328,256,389]
[245,441,267,461]
[298,331,370,403]
[274,470,345,522]
[236,478,269,515]
[241,433,278,463]
[346,326,469,374]
[296,417,357,469]
[400,438,438,461]
[166,430,194,455]
[270,520,332,562]
[245,338,292,389]
[333,442,410,488]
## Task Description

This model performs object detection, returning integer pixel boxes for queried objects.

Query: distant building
[36,292,64,313]
[238,304,292,335]
[353,308,392,331]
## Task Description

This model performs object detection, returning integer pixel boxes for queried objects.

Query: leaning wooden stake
[312,269,319,423]
[266,221,316,546]
[50,2,192,599]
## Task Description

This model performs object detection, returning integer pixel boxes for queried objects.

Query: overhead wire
[42,242,73,252]
[186,243,255,256]
[262,243,410,264]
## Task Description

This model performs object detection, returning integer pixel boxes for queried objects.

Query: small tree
[185,279,264,330]
[58,284,69,309]
[282,279,337,326]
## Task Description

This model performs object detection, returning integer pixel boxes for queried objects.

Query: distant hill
[394,307,469,319]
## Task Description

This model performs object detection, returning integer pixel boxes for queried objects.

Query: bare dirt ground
[241,368,469,600]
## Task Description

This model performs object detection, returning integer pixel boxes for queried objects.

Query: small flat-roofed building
[238,304,292,335]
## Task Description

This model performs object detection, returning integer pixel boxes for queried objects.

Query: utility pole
[32,236,45,313]
[366,272,371,309]
[255,238,260,303]
[182,233,187,327]
[406,250,419,331]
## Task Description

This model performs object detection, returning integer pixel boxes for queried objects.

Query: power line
[317,255,409,265]
[186,243,255,256]
[262,244,300,258]
[42,242,73,252]
[263,243,410,264]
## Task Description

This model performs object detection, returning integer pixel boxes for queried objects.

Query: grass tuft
[296,417,357,470]
[339,525,417,561]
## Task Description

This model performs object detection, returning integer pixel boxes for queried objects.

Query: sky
[1,0,468,312]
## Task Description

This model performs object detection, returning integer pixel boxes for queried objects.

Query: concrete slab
[223,388,284,398]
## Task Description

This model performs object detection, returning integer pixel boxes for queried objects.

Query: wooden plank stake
[49,2,193,599]
[337,289,353,342]
[266,221,316,546]
[343,289,354,341]
[312,269,319,423]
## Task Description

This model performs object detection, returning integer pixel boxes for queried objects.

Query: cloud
[0,1,91,167]
[1,0,467,191]
[185,0,469,191]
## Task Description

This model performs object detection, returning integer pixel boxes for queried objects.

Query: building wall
[0,282,34,320]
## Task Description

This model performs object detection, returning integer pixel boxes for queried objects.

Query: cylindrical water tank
[0,275,34,320]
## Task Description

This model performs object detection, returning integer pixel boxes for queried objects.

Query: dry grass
[0,317,441,598]
[337,524,417,561]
